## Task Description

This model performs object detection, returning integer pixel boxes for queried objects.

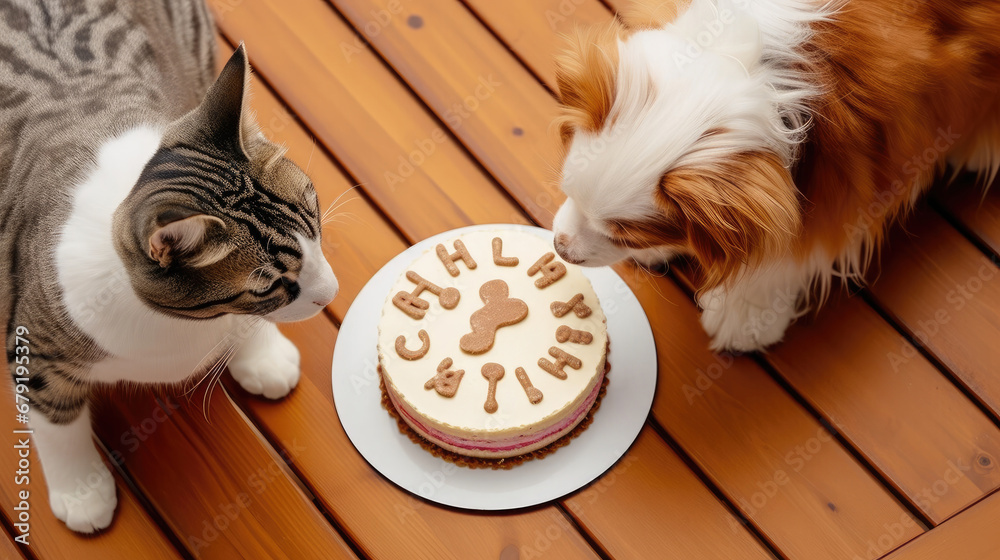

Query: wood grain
[933,178,1000,256]
[91,385,358,560]
[330,0,566,225]
[623,269,924,560]
[0,527,26,559]
[0,386,181,560]
[565,428,775,560]
[882,491,1000,559]
[867,208,1000,418]
[462,0,611,90]
[771,291,1000,524]
[210,0,530,241]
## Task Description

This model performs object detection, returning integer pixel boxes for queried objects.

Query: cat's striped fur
[1,0,338,533]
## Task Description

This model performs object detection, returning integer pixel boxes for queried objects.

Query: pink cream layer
[386,371,605,455]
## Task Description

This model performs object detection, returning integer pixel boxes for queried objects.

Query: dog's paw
[48,462,117,534]
[698,285,796,352]
[229,329,301,399]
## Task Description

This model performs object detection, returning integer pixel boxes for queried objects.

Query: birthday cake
[377,229,608,462]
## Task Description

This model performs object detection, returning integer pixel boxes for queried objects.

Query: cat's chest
[85,314,251,384]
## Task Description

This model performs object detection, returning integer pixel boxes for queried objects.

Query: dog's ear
[554,21,623,143]
[662,152,800,287]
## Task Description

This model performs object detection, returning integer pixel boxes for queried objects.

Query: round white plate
[332,224,657,510]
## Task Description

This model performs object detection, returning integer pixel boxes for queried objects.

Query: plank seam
[0,511,34,560]
[666,267,939,529]
[929,194,1000,263]
[319,0,530,229]
[858,288,1000,429]
[645,417,786,560]
[219,386,370,560]
[455,0,557,97]
[554,503,614,560]
[95,432,196,560]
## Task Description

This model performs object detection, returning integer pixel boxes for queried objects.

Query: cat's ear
[178,43,257,157]
[148,213,229,268]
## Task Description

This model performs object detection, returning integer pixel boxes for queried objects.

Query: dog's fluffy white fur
[552,0,1000,351]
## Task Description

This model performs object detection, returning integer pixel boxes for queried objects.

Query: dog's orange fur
[798,0,1000,270]
[557,0,1000,288]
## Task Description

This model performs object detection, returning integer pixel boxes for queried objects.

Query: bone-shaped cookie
[459,279,528,354]
[556,325,593,345]
[481,362,505,413]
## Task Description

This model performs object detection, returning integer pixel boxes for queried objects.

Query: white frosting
[377,230,608,438]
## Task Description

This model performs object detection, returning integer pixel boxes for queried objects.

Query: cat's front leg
[228,321,300,399]
[31,403,117,533]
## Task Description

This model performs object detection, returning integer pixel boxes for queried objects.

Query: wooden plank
[770,291,1000,524]
[330,0,565,225]
[92,386,358,559]
[934,178,1000,256]
[0,528,26,559]
[222,316,603,560]
[867,208,1000,417]
[882,491,1000,559]
[0,390,181,560]
[212,36,408,319]
[623,270,924,560]
[210,0,530,242]
[565,428,775,560]
[462,0,610,90]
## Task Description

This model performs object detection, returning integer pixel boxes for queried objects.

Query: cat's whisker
[321,185,362,222]
[201,319,266,421]
[305,138,316,174]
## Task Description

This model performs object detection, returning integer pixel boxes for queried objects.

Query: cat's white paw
[48,462,117,534]
[229,328,301,399]
[698,285,797,352]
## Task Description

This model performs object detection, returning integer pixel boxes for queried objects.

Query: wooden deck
[4,0,1000,558]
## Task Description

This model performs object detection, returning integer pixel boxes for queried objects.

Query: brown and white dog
[551,0,1000,351]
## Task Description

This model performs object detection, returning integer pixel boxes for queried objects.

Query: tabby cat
[1,1,338,533]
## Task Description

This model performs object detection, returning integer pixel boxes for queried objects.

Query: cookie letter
[436,240,477,277]
[538,347,582,380]
[424,357,464,398]
[527,252,567,288]
[395,330,430,360]
[492,237,518,267]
